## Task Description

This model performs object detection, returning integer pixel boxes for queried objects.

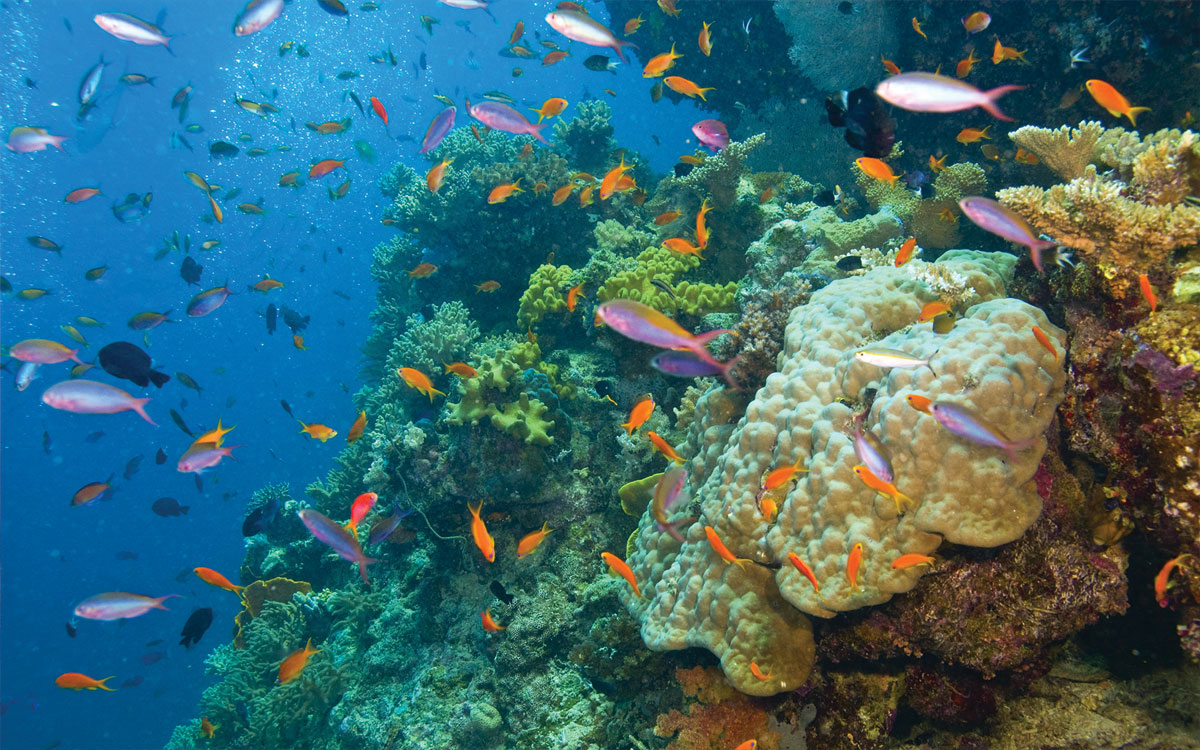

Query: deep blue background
[0,1,703,747]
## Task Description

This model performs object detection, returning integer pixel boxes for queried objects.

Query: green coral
[489,393,555,446]
[517,264,574,328]
[596,245,737,315]
[551,99,616,173]
[855,161,987,249]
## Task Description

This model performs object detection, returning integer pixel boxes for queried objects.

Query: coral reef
[856,161,987,249]
[1008,121,1106,181]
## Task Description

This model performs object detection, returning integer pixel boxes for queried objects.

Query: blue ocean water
[0,2,702,748]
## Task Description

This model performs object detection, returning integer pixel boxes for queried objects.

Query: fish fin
[980,85,1024,121]
[148,369,171,388]
[98,676,116,691]
[133,398,157,426]
[610,39,637,64]
[1127,106,1151,128]
[181,505,189,514]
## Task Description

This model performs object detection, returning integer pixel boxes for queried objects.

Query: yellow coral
[1008,121,1105,180]
[517,264,573,328]
[596,245,735,315]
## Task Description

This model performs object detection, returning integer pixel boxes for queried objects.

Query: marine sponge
[622,251,1067,695]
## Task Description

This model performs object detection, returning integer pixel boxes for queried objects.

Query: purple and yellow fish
[299,509,379,584]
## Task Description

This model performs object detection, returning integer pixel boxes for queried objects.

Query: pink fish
[93,12,172,48]
[6,126,67,153]
[74,592,179,621]
[419,106,456,154]
[544,9,634,63]
[468,101,548,143]
[437,0,493,13]
[177,444,242,474]
[234,0,284,36]
[875,72,1023,121]
[692,120,729,152]
[42,379,155,425]
[186,285,233,317]
[595,299,739,388]
[929,400,1036,464]
[652,467,695,542]
[299,509,380,584]
[9,339,83,365]
[958,197,1057,272]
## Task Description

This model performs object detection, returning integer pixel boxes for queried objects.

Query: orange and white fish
[704,525,750,569]
[622,396,654,434]
[601,551,642,597]
[278,638,321,683]
[468,501,495,562]
[516,521,552,557]
[397,367,446,401]
[481,607,506,631]
[961,11,990,34]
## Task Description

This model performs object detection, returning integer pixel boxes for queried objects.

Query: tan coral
[1008,121,1106,181]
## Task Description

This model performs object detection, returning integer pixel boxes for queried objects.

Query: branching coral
[391,301,480,375]
[1008,121,1106,181]
[552,99,616,174]
[856,161,986,249]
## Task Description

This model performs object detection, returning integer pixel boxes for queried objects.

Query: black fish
[123,455,143,480]
[42,430,51,455]
[242,495,280,537]
[266,303,277,335]
[169,408,194,436]
[281,306,310,334]
[180,608,214,648]
[280,399,293,417]
[209,140,239,158]
[120,676,144,689]
[490,580,514,605]
[673,162,695,178]
[835,255,863,271]
[194,475,203,493]
[152,497,189,517]
[346,90,364,114]
[85,430,105,443]
[824,87,895,159]
[317,0,349,16]
[98,342,170,388]
[332,290,350,301]
[116,550,139,560]
[583,55,618,73]
[156,448,167,465]
[813,188,836,207]
[65,622,77,638]
[180,256,202,286]
[146,639,163,647]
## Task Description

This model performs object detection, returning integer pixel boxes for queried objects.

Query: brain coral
[622,251,1067,696]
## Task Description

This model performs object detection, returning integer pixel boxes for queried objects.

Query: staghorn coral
[1008,121,1106,181]
[622,252,1067,695]
[660,133,768,208]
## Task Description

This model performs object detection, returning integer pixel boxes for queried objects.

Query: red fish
[370,96,388,125]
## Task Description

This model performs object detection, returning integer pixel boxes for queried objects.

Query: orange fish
[759,187,774,203]
[906,394,933,414]
[678,154,704,166]
[735,742,757,750]
[278,638,321,684]
[251,277,284,292]
[787,552,821,595]
[346,410,367,445]
[56,673,115,691]
[72,479,113,507]
[489,179,523,205]
[955,49,980,78]
[517,521,552,557]
[762,456,808,491]
[299,421,338,441]
[64,187,102,204]
[622,397,654,435]
[749,662,771,680]
[476,280,501,293]
[308,159,344,179]
[470,124,485,143]
[468,501,495,562]
[891,553,935,570]
[1014,147,1040,165]
[208,193,223,223]
[194,567,244,597]
[194,419,234,447]
[847,542,863,591]
[643,43,683,77]
[648,431,684,464]
[552,184,574,206]
[657,0,680,16]
[911,17,927,39]
[426,157,452,193]
[566,282,585,312]
[397,367,445,402]
[704,525,750,569]
[698,22,714,57]
[917,301,952,322]
[1155,554,1193,606]
[1084,79,1147,126]
[200,717,218,739]
[601,552,642,597]
[654,209,682,225]
[444,362,478,378]
[881,55,901,75]
[624,15,643,35]
[962,11,990,34]
[956,125,991,144]
[991,39,1027,65]
[928,154,947,173]
[532,181,548,193]
[938,208,957,223]
[758,494,778,523]
[578,184,595,207]
[292,334,307,350]
[408,262,438,279]
[695,198,713,249]
[542,50,569,66]
[508,20,524,45]
[1031,326,1058,360]
[370,96,388,125]
[856,157,901,185]
[853,464,912,515]
[600,156,632,200]
[661,237,704,258]
[664,76,713,100]
[346,492,378,540]
[481,607,506,632]
[1139,273,1157,312]
[895,237,918,266]
[530,97,568,122]
[520,143,534,160]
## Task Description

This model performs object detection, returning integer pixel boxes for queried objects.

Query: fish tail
[529,122,549,144]
[716,355,743,390]
[1127,106,1151,128]
[98,676,116,691]
[132,398,157,426]
[691,328,736,349]
[153,594,181,610]
[358,556,379,585]
[980,85,1024,121]
[611,39,637,64]
[468,500,482,518]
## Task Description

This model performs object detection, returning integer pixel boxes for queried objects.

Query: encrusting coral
[622,251,1068,695]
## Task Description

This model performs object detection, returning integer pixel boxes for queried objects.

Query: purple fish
[651,467,694,542]
[596,300,738,388]
[875,72,1023,121]
[42,379,156,425]
[419,106,456,154]
[120,676,144,689]
[299,509,379,584]
[468,101,548,143]
[691,119,729,152]
[186,285,233,317]
[93,12,172,48]
[176,444,241,474]
[6,126,68,153]
[74,592,179,621]
[958,196,1057,272]
[929,401,1035,464]
[650,350,739,380]
[367,509,412,546]
[853,429,894,483]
